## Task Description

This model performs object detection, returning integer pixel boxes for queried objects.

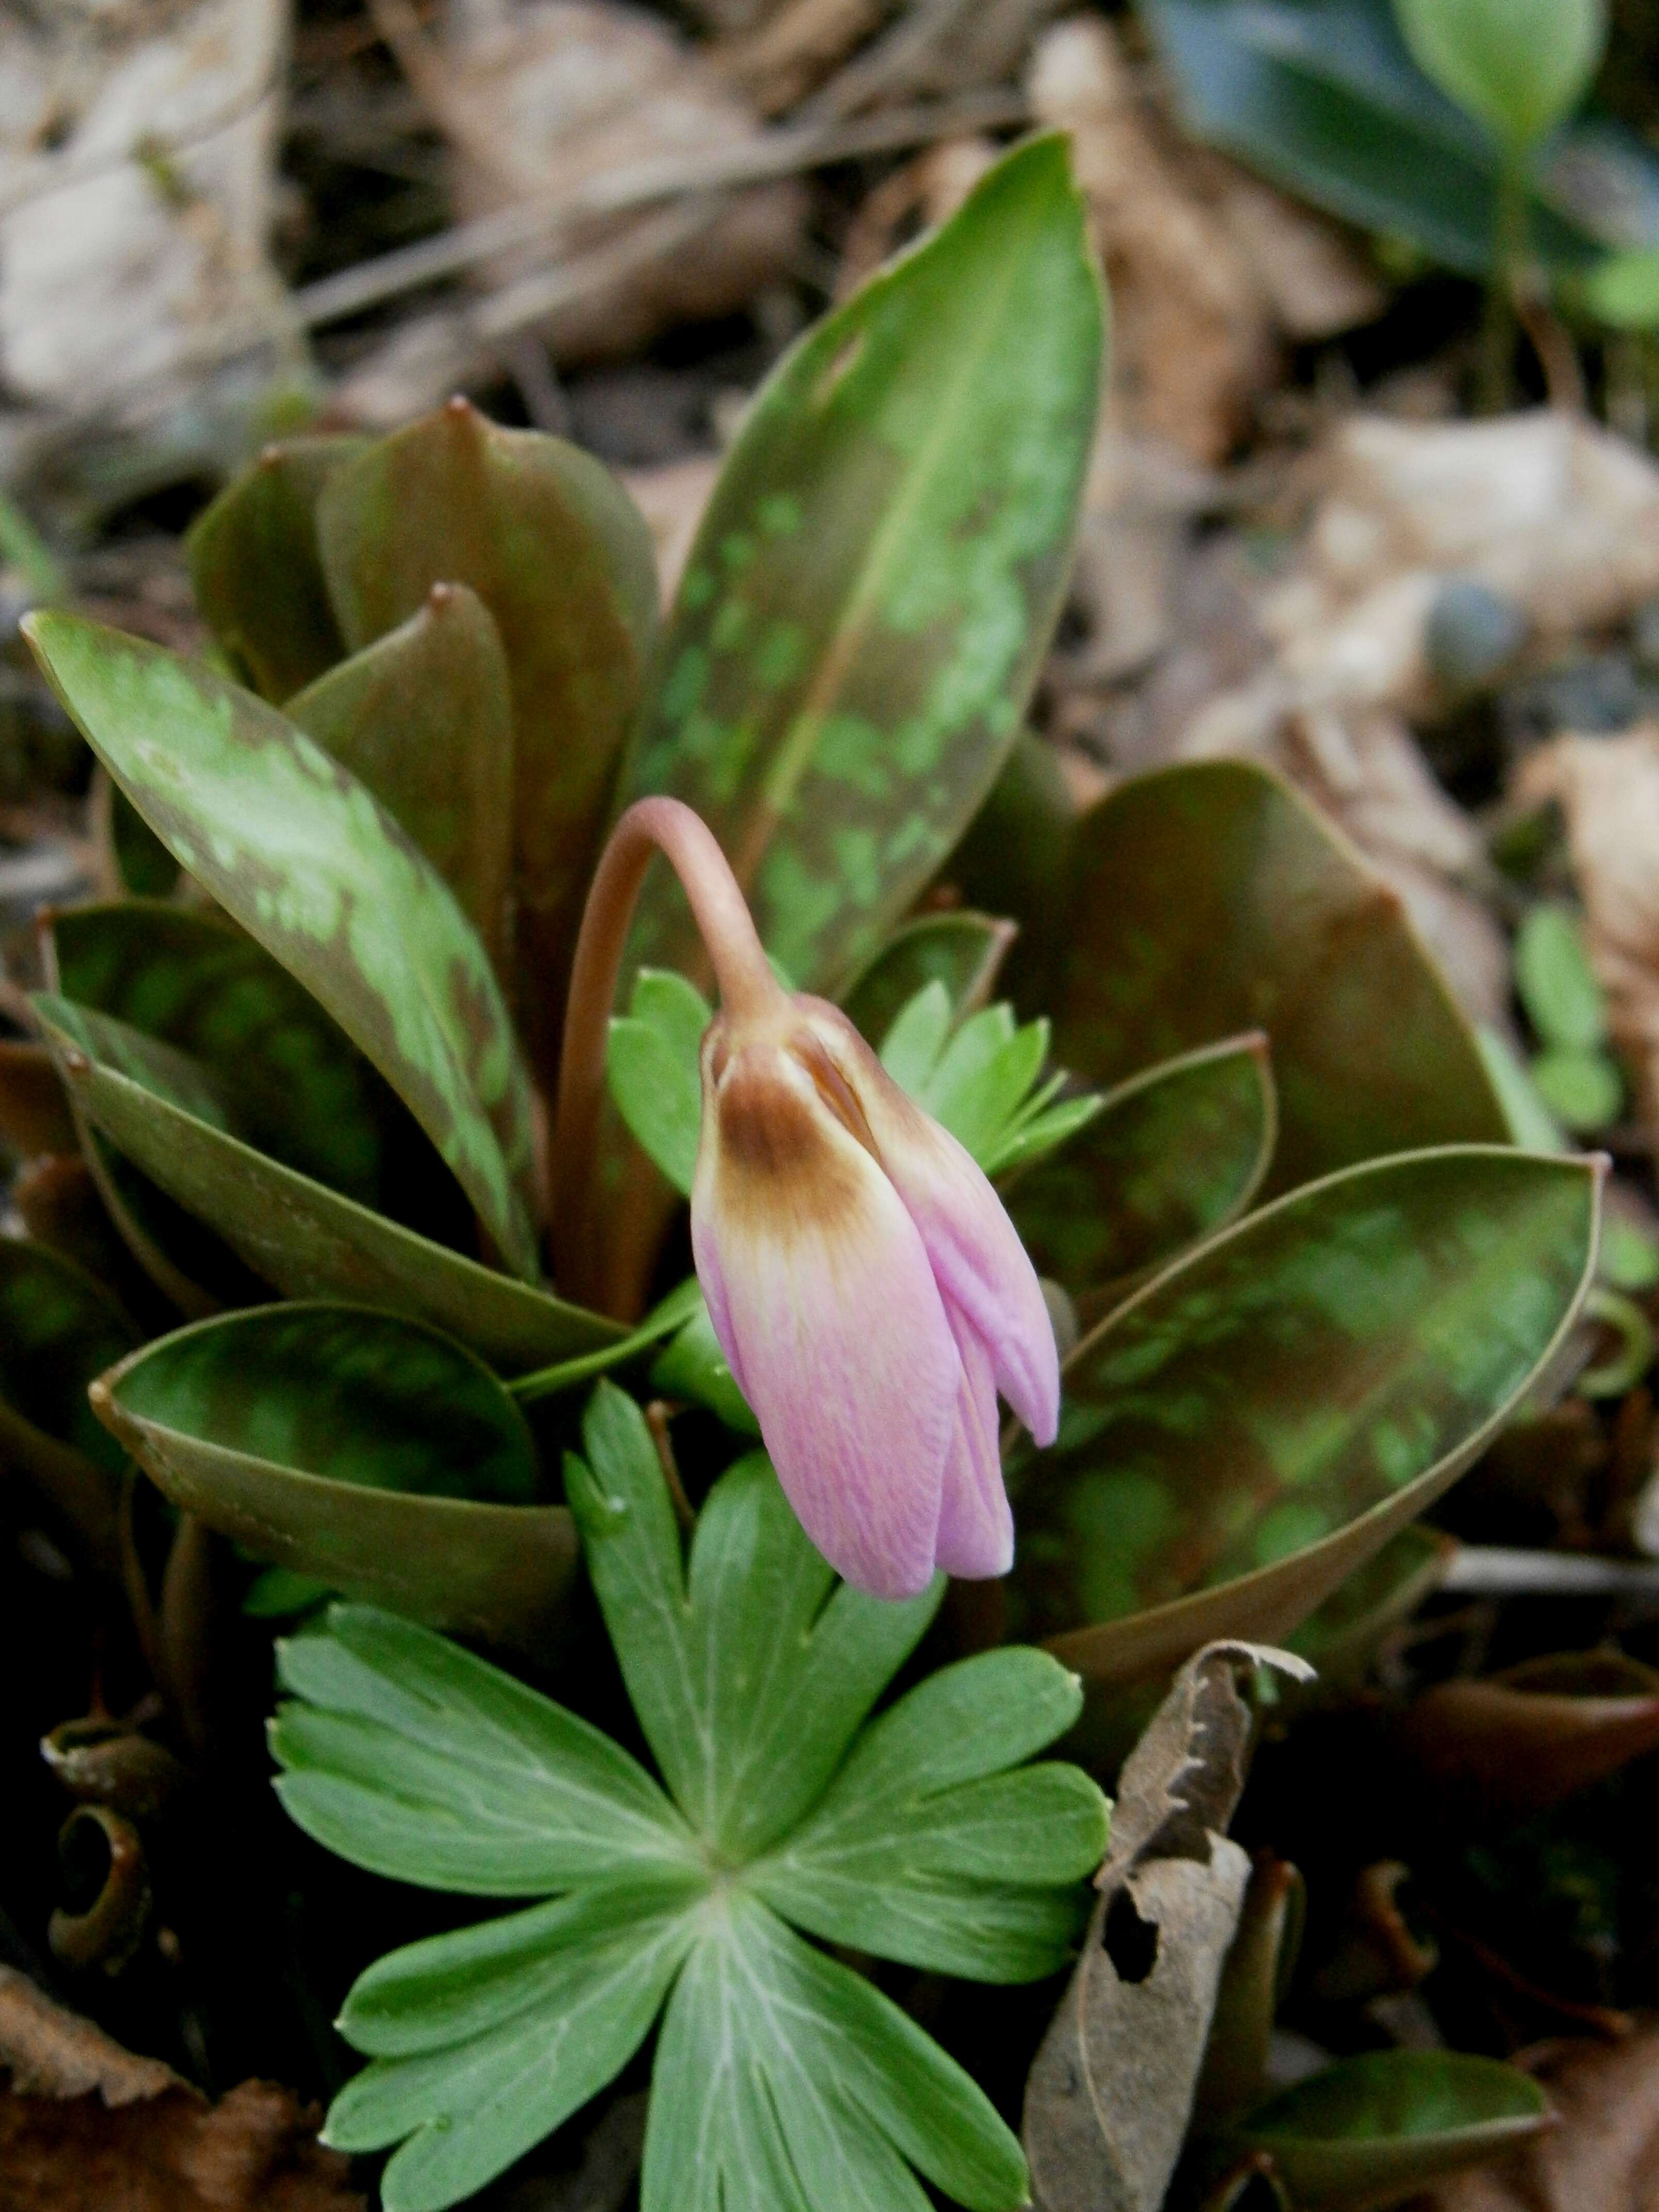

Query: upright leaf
[25,613,540,1280]
[1010,1148,1600,1686]
[1052,761,1508,1195]
[316,400,659,1066]
[621,136,1103,996]
[289,583,515,978]
[1007,1036,1276,1300]
[186,435,368,702]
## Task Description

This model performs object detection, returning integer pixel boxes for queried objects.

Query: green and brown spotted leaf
[0,1238,138,1562]
[45,900,384,1207]
[186,434,368,702]
[316,399,659,1071]
[840,910,1016,1048]
[289,583,516,980]
[93,1304,576,1648]
[619,136,1103,999]
[36,996,622,1378]
[1052,760,1509,1196]
[1008,1148,1600,1689]
[1007,1034,1276,1304]
[24,614,541,1281]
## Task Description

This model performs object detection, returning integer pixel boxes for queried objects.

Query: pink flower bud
[691,994,1059,1600]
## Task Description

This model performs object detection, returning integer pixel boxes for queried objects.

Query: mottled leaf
[288,582,515,977]
[315,399,659,1069]
[186,434,368,702]
[1009,1148,1600,1688]
[24,613,540,1280]
[35,998,620,1377]
[620,136,1103,997]
[841,911,1017,1047]
[1236,2050,1550,2211]
[93,1305,574,1646]
[1052,761,1507,1195]
[1007,1035,1276,1299]
[45,899,383,1206]
[0,1237,135,1558]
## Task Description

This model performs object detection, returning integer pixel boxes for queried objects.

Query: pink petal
[932,1300,1014,1581]
[801,1001,1060,1444]
[691,1034,959,1599]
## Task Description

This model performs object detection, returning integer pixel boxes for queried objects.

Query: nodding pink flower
[691,995,1058,1600]
[552,797,1058,1601]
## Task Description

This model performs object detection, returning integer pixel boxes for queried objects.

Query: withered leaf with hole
[1023,1640,1313,2212]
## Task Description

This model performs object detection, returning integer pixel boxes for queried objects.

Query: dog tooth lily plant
[3,134,1604,2212]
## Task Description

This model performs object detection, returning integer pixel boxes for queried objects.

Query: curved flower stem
[551,796,781,1306]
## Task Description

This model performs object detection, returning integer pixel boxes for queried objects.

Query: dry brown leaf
[0,1965,181,2105]
[437,0,805,365]
[1518,726,1659,1126]
[1022,1640,1313,2212]
[0,0,291,416]
[1407,2028,1659,2212]
[0,1971,360,2210]
[1028,17,1273,465]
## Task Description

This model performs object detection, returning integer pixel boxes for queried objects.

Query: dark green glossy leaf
[93,1305,574,1645]
[1007,1034,1276,1298]
[316,399,659,1069]
[1143,0,1638,277]
[1052,761,1508,1196]
[841,910,1017,1047]
[1009,1148,1600,1688]
[288,582,515,978]
[186,434,368,702]
[620,136,1103,997]
[24,612,540,1280]
[35,998,620,1377]
[0,1237,135,1557]
[1236,2050,1550,2211]
[46,900,383,1205]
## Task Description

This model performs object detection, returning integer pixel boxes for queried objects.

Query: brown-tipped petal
[802,999,1060,1443]
[692,1035,959,1599]
[933,1300,1014,1581]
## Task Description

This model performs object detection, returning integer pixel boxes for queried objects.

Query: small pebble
[1425,577,1527,693]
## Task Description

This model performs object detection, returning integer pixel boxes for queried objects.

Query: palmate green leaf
[1235,2049,1550,2210]
[93,1305,578,1648]
[273,1608,695,1894]
[566,1384,940,1861]
[0,1237,136,1561]
[750,1647,1106,1979]
[328,1880,698,2212]
[1052,760,1508,1196]
[186,435,368,703]
[288,582,515,978]
[645,1893,1028,2212]
[316,399,659,1075]
[1007,1034,1277,1303]
[840,910,1015,1049]
[34,998,620,1377]
[621,136,1102,997]
[877,987,1101,1180]
[45,900,384,1206]
[277,1410,1105,2212]
[1010,1147,1600,1689]
[23,612,540,1280]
